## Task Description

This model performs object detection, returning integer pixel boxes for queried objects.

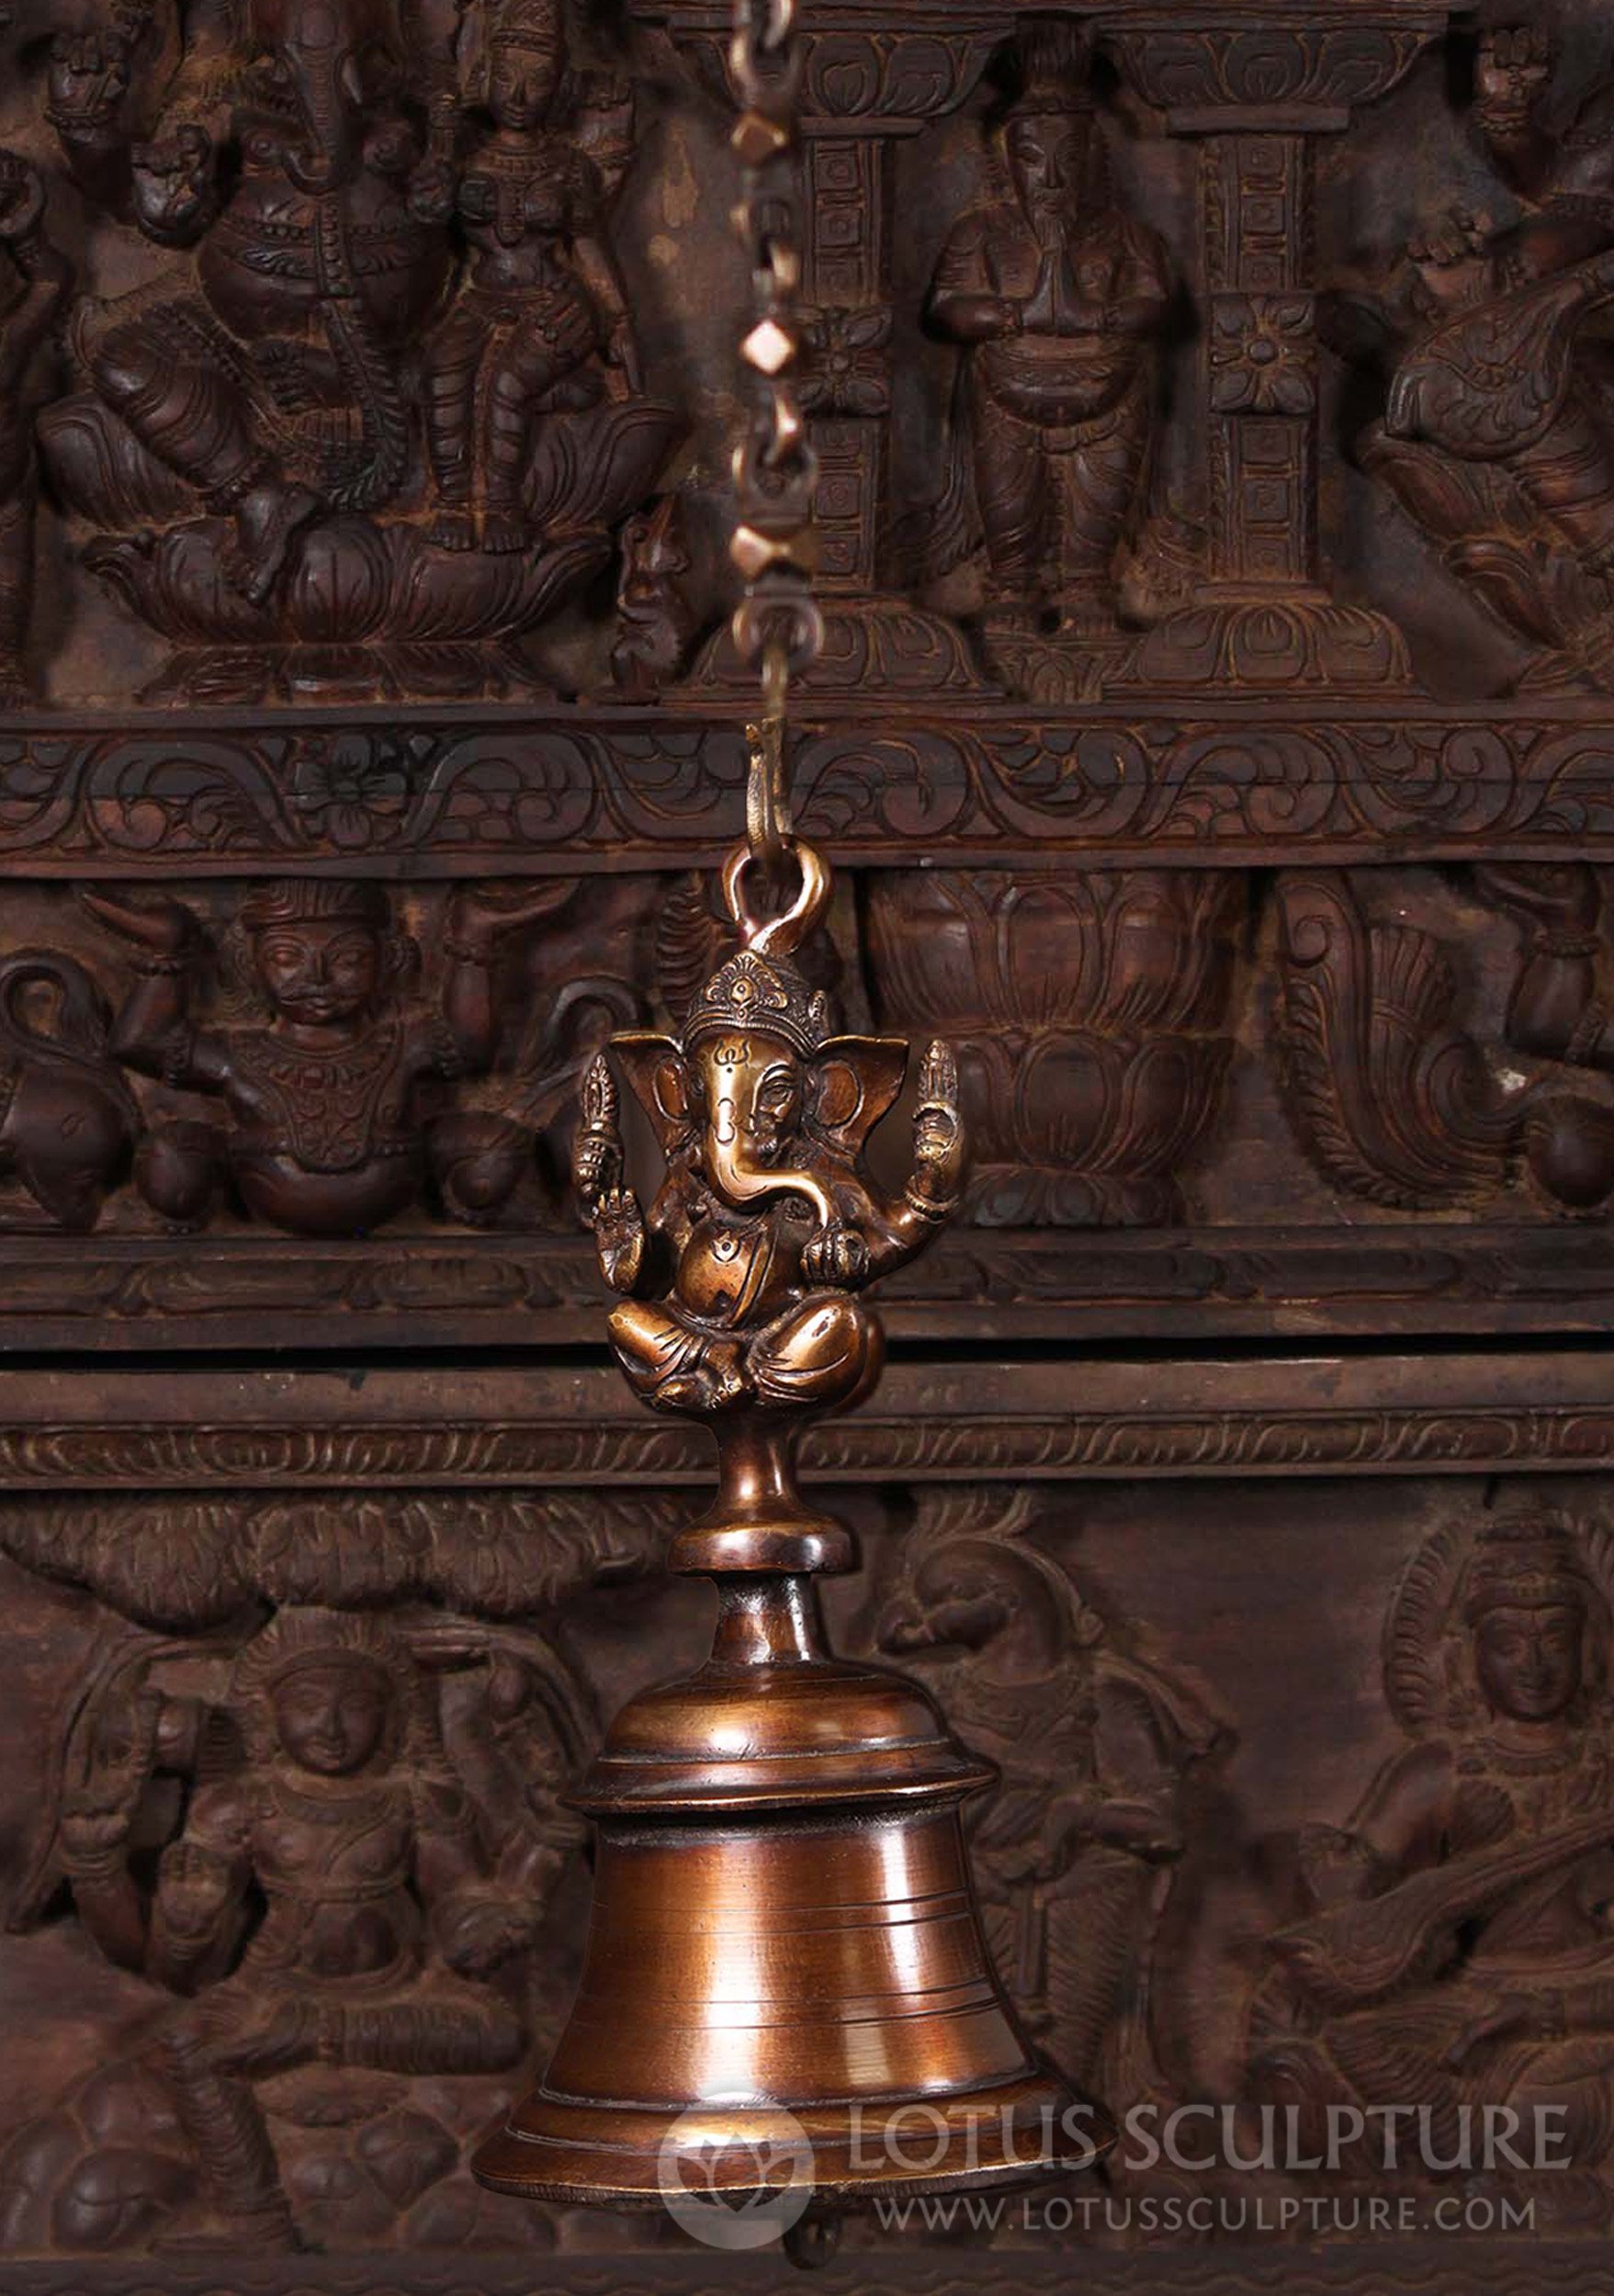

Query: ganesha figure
[39,0,678,702]
[84,877,568,1236]
[572,852,965,1425]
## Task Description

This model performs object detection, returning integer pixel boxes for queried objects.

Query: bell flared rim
[472,2065,1115,2208]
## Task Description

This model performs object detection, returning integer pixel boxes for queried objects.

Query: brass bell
[473,1486,1111,2213]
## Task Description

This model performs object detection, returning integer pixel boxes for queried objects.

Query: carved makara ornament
[473,841,1108,2216]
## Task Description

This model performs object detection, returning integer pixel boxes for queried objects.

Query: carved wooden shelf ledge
[2,696,1614,869]
[0,1349,1603,1489]
[0,1222,1611,1349]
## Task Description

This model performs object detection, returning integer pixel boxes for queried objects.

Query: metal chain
[728,0,821,884]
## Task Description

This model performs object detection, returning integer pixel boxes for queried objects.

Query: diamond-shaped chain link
[729,0,820,882]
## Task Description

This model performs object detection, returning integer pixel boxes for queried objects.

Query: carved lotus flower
[865,870,1238,1225]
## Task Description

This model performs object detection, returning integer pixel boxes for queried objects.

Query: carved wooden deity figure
[418,0,639,554]
[875,1491,1226,2091]
[1360,25,1614,687]
[39,0,676,697]
[572,857,965,1421]
[1247,1513,1614,2178]
[85,877,565,1235]
[48,0,451,606]
[926,29,1169,644]
[0,155,71,702]
[61,1607,536,2251]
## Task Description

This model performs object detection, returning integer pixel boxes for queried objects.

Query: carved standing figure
[1248,1512,1614,2183]
[571,856,965,1421]
[0,155,71,703]
[84,878,567,1235]
[418,0,641,554]
[875,1488,1226,2092]
[924,28,1169,661]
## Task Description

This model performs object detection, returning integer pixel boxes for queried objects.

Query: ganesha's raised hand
[572,1052,626,1208]
[592,1186,646,1294]
[1476,24,1551,124]
[907,1040,965,1213]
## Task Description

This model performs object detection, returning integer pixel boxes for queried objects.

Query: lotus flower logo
[657,2103,816,2250]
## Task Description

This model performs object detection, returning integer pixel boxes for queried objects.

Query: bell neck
[669,1412,854,1580]
[709,1572,829,1667]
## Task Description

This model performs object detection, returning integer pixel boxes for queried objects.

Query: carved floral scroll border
[2,707,1614,866]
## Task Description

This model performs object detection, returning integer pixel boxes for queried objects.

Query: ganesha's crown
[685,949,831,1057]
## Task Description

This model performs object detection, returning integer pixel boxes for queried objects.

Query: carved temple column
[1106,3,1446,692]
[640,0,1011,694]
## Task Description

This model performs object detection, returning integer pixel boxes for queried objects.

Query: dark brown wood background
[1,0,1612,2286]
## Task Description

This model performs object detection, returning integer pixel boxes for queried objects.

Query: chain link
[728,0,820,892]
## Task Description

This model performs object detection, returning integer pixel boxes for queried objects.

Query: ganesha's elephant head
[610,950,909,1232]
[250,0,405,189]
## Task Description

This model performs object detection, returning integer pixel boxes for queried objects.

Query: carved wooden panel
[3,0,1614,2284]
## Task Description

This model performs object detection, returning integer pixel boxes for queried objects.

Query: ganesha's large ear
[807,1035,909,1157]
[611,1031,694,1154]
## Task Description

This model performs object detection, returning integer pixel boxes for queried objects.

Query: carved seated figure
[38,0,678,701]
[58,1608,539,2251]
[573,923,965,1423]
[84,877,566,1236]
[1357,28,1614,689]
[1247,1513,1614,2186]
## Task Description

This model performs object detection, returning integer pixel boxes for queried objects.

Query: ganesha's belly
[232,1148,424,1237]
[675,1221,796,1326]
[199,195,447,346]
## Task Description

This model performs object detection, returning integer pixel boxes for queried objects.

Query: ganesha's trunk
[707,1112,838,1231]
[277,0,412,510]
[314,203,412,512]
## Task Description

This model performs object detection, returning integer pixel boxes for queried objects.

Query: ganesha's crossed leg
[607,1300,747,1412]
[608,1293,876,1416]
[89,312,319,603]
[748,1291,878,1410]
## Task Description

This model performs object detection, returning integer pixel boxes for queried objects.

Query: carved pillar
[639,3,1010,694]
[1107,4,1445,691]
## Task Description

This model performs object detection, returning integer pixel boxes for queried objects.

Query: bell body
[474,1571,1111,2206]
